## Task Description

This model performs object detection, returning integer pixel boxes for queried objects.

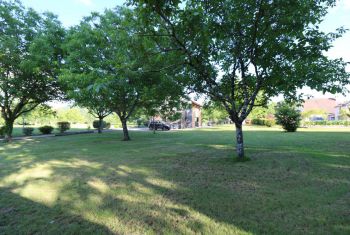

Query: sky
[20,0,350,104]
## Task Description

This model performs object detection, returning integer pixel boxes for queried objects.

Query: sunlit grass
[0,126,349,234]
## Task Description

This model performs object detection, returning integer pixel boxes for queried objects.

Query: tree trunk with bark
[4,118,14,142]
[121,119,130,141]
[235,122,245,159]
[152,116,156,134]
[98,117,103,134]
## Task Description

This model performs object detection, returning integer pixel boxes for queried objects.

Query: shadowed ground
[0,126,349,234]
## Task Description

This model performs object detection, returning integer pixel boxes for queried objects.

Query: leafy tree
[248,102,275,120]
[0,1,65,141]
[60,74,113,133]
[22,105,56,125]
[275,102,302,132]
[202,103,228,124]
[56,108,86,124]
[63,7,185,140]
[130,0,350,159]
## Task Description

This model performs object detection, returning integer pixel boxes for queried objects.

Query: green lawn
[0,126,349,234]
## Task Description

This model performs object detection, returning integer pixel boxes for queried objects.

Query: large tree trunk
[235,122,245,159]
[4,118,14,143]
[98,117,103,134]
[121,119,130,141]
[152,116,156,134]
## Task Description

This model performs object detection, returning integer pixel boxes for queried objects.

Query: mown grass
[0,126,349,234]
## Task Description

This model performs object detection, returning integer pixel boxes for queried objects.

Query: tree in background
[0,1,65,141]
[56,108,86,124]
[63,7,186,140]
[60,73,113,133]
[130,0,350,159]
[21,105,56,125]
[248,102,275,120]
[275,102,302,132]
[202,103,228,125]
[346,107,350,118]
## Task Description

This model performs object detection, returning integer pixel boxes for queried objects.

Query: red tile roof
[303,98,338,114]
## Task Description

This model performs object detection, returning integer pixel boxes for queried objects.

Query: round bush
[57,122,71,133]
[23,127,34,136]
[38,125,54,134]
[275,102,301,132]
[92,120,110,130]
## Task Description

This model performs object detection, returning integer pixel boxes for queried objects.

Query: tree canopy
[129,0,350,158]
[61,7,186,140]
[0,0,65,141]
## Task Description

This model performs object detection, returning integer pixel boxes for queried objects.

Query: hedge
[251,118,276,127]
[302,120,350,126]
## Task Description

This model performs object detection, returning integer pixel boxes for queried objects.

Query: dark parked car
[148,121,171,131]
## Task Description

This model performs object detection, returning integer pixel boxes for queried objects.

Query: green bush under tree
[92,120,111,131]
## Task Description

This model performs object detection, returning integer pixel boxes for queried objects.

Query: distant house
[302,98,338,121]
[180,101,202,128]
[335,101,350,120]
[154,101,203,129]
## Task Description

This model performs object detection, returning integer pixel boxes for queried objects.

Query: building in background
[302,98,350,121]
[302,98,338,121]
[180,101,202,128]
[151,101,203,129]
[335,101,350,120]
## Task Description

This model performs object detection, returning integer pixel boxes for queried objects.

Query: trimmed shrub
[57,122,70,133]
[92,120,111,130]
[23,127,34,136]
[38,125,54,134]
[302,120,350,126]
[251,118,275,127]
[275,102,301,132]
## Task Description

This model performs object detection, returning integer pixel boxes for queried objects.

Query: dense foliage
[129,0,350,158]
[22,127,34,136]
[250,118,275,127]
[202,104,229,124]
[61,7,186,140]
[38,126,54,134]
[57,122,71,133]
[92,120,111,131]
[0,1,65,141]
[275,102,302,132]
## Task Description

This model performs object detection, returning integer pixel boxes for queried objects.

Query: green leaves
[62,7,186,123]
[275,102,302,132]
[131,0,349,119]
[0,0,65,139]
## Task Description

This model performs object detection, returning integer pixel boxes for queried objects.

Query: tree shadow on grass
[0,129,349,234]
[0,188,113,235]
